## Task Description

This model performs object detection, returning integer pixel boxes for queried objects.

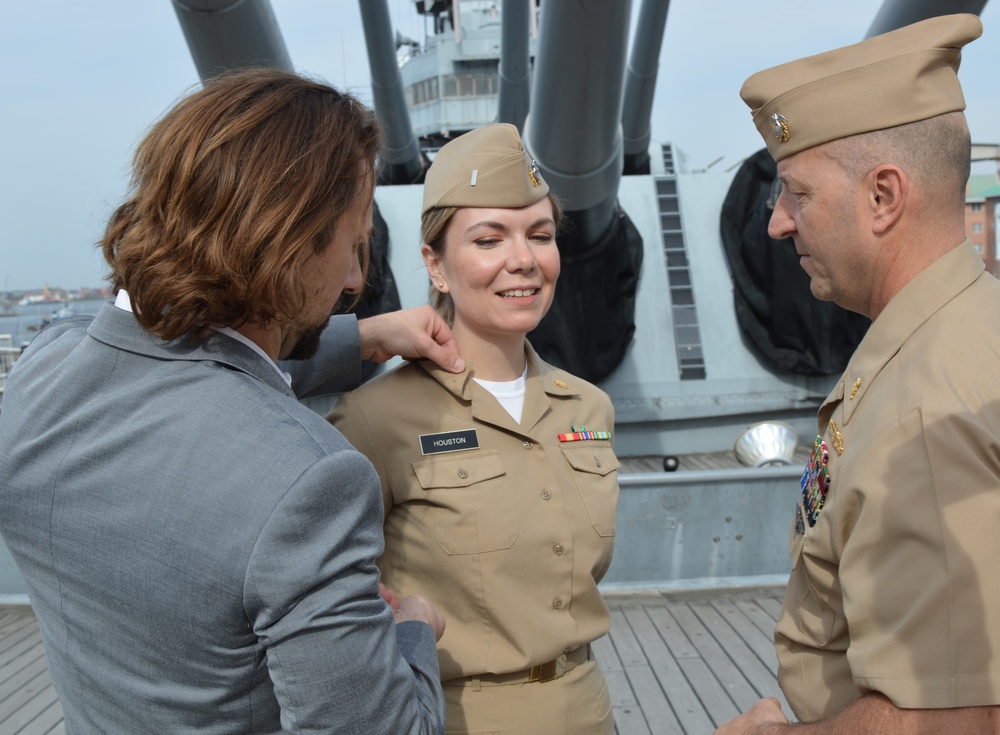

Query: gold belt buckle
[529,654,566,683]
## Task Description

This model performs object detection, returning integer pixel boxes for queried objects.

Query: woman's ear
[421,243,447,292]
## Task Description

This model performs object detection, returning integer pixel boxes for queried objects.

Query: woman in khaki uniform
[328,123,618,734]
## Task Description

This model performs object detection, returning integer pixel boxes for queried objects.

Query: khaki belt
[444,644,592,687]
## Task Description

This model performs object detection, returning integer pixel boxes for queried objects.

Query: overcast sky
[2,0,998,292]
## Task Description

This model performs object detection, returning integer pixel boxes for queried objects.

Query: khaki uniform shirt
[328,342,619,681]
[777,243,1000,721]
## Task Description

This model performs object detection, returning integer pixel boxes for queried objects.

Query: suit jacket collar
[86,302,296,398]
[417,340,581,434]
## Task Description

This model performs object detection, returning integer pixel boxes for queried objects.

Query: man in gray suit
[0,69,461,733]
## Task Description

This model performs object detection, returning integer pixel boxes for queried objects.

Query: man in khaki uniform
[716,14,1000,734]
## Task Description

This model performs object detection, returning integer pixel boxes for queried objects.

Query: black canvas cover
[530,208,643,383]
[720,149,869,376]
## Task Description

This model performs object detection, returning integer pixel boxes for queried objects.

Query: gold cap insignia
[770,114,790,143]
[528,159,541,187]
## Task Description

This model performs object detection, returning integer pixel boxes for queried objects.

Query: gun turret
[522,0,643,382]
[622,0,671,175]
[866,0,988,37]
[359,0,426,184]
[171,0,292,80]
[496,0,532,132]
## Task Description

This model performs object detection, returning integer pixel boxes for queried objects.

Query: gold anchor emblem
[770,113,790,143]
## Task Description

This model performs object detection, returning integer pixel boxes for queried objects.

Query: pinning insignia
[828,419,844,456]
[800,435,831,527]
[419,429,480,455]
[554,379,568,389]
[770,113,790,143]
[794,504,805,536]
[558,425,611,442]
[850,378,861,400]
[527,159,541,187]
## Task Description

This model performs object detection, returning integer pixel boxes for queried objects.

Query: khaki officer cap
[422,123,549,216]
[740,13,983,161]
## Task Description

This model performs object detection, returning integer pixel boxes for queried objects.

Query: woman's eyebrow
[462,217,555,236]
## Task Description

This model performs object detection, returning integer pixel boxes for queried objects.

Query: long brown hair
[101,68,382,340]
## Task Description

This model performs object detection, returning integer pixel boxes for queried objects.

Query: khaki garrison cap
[422,123,549,216]
[740,13,983,161]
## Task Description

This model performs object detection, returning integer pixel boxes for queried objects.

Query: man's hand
[716,695,1000,734]
[358,306,463,373]
[394,594,446,642]
[714,698,789,734]
[378,582,400,611]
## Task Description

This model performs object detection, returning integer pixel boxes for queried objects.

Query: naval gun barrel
[865,0,987,37]
[622,0,671,175]
[171,0,292,81]
[524,0,632,246]
[496,0,532,132]
[358,0,425,184]
[523,0,642,383]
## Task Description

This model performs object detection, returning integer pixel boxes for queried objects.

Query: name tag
[419,429,480,455]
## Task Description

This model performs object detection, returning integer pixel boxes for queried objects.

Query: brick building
[966,173,1000,277]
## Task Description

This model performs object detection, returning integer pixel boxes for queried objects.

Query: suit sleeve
[283,315,363,399]
[326,391,395,520]
[244,449,443,733]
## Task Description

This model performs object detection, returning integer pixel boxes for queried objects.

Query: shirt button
[522,441,533,450]
[563,646,572,655]
[553,544,564,556]
[552,598,563,610]
[541,490,551,501]
[457,468,468,479]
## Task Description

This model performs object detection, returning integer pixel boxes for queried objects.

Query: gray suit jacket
[0,303,444,734]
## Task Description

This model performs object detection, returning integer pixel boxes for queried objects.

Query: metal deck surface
[2,586,788,734]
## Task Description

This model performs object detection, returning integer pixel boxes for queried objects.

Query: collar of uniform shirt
[113,289,292,387]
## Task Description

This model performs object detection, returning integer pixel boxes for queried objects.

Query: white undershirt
[473,366,528,423]
[113,290,292,387]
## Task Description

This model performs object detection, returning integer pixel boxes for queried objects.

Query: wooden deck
[0,608,64,735]
[1,586,788,734]
[600,587,790,734]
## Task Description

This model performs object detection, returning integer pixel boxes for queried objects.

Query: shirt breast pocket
[562,445,620,537]
[787,504,836,646]
[411,450,518,555]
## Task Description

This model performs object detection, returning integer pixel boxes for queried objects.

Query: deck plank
[14,697,64,735]
[733,597,781,638]
[708,598,780,676]
[619,605,714,735]
[2,587,790,734]
[666,601,761,711]
[689,601,793,717]
[0,631,44,675]
[755,595,784,621]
